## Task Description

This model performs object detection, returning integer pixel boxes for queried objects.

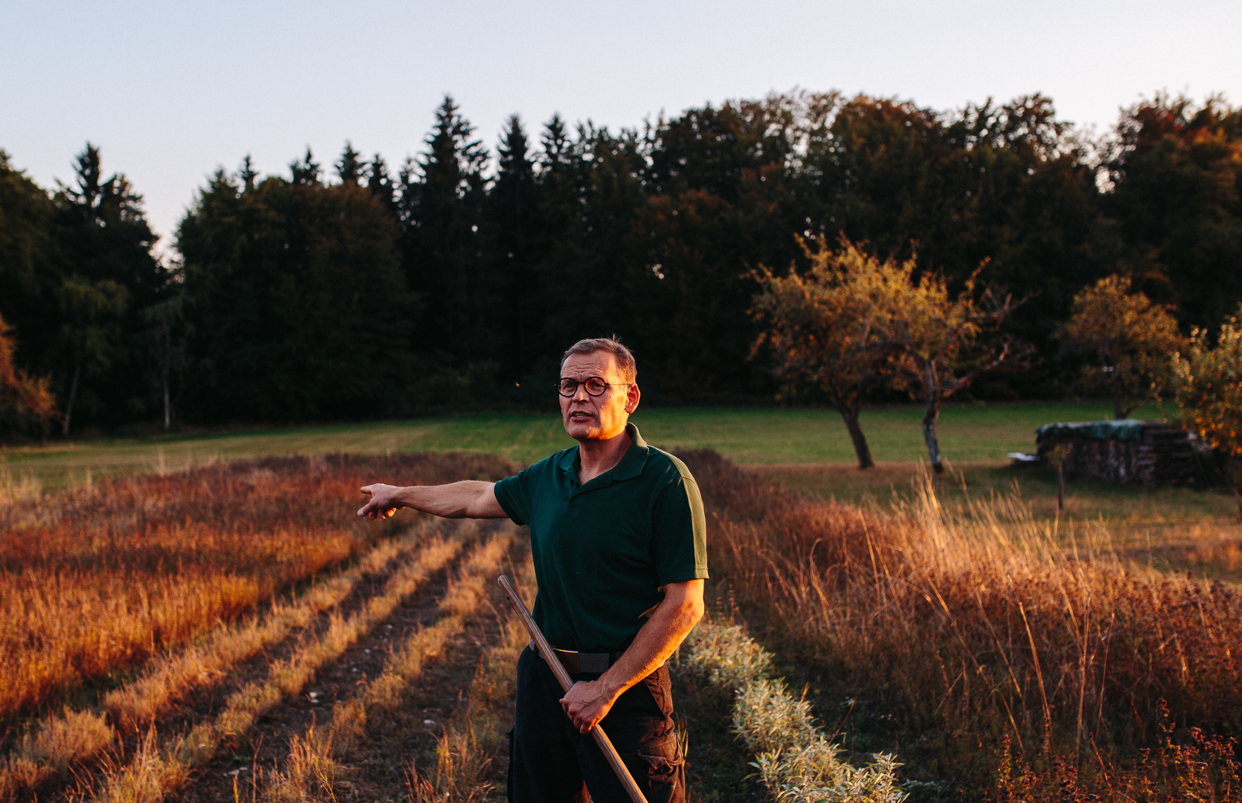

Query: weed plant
[680,450,1242,799]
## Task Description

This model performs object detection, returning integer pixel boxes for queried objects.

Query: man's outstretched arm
[357,481,507,520]
[559,578,705,733]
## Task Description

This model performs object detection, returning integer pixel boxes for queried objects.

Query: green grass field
[5,401,1238,530]
[0,401,1150,477]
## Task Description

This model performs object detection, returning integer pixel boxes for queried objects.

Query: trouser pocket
[636,730,685,803]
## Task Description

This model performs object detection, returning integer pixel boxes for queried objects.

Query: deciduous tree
[1060,274,1185,419]
[0,151,58,374]
[750,237,907,469]
[1106,94,1242,331]
[177,162,417,421]
[0,314,59,439]
[1173,304,1242,515]
[888,264,1029,473]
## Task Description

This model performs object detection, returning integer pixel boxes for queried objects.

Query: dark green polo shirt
[493,423,708,653]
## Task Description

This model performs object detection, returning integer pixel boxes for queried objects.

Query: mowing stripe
[407,551,537,801]
[84,527,467,803]
[0,526,435,800]
[260,527,517,801]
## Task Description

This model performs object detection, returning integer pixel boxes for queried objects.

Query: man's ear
[625,384,641,414]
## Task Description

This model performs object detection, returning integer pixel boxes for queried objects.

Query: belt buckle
[553,647,582,674]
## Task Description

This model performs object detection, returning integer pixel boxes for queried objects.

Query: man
[357,337,707,803]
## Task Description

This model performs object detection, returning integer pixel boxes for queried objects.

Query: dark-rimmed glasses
[557,376,628,397]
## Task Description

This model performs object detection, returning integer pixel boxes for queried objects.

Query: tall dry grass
[0,453,516,722]
[681,450,1242,798]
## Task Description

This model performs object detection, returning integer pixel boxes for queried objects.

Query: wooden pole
[497,575,648,803]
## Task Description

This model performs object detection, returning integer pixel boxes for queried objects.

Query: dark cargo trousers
[507,646,685,803]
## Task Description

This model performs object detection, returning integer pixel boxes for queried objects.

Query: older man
[357,337,707,803]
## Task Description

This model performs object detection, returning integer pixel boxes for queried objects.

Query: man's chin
[566,425,600,442]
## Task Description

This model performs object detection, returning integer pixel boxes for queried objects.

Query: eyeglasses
[557,376,628,397]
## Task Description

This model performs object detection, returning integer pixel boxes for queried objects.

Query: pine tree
[52,143,162,433]
[239,155,258,191]
[366,153,396,214]
[402,95,490,366]
[290,147,321,185]
[487,115,539,379]
[336,142,363,184]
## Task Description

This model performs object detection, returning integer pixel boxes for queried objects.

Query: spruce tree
[402,95,490,368]
[52,144,163,433]
[336,142,364,184]
[290,147,321,185]
[486,115,539,380]
[366,154,396,214]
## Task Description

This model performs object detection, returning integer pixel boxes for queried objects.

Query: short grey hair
[560,336,637,384]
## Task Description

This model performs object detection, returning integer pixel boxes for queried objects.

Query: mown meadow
[0,402,1158,484]
[2,405,1240,801]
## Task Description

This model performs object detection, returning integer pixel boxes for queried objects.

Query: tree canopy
[1060,274,1185,419]
[750,237,909,468]
[2,88,1240,433]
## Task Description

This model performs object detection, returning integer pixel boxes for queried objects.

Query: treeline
[1,90,1240,432]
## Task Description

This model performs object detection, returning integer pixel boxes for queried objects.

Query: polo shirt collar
[556,422,650,483]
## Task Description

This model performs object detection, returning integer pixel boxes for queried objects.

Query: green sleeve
[493,470,531,526]
[650,473,709,585]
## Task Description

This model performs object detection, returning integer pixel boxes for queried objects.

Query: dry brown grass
[259,530,520,803]
[0,453,516,722]
[88,530,465,803]
[405,554,537,803]
[681,450,1242,799]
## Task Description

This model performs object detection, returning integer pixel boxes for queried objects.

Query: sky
[3,0,1239,254]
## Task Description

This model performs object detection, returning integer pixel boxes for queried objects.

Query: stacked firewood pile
[1035,420,1206,486]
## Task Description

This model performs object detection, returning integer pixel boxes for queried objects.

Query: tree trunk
[62,360,81,437]
[839,403,874,470]
[1112,379,1132,421]
[1113,394,1127,421]
[922,361,944,474]
[163,375,171,431]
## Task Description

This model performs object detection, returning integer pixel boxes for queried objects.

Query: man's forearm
[597,589,703,698]
[395,481,497,518]
[560,579,705,732]
[359,480,505,520]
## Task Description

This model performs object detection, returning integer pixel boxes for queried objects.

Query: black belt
[532,640,622,674]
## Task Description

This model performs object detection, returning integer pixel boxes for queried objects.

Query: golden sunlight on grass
[684,451,1242,799]
[0,453,515,721]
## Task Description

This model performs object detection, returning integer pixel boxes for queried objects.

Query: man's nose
[572,384,591,402]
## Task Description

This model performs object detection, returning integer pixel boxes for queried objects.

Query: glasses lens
[584,378,608,396]
[558,378,576,396]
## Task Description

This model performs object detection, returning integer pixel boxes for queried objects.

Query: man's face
[559,351,640,443]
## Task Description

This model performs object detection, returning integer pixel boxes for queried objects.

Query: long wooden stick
[498,575,648,803]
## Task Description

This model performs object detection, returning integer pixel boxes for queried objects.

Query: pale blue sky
[3,0,1239,252]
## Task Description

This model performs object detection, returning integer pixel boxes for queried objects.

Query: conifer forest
[2,89,1240,433]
